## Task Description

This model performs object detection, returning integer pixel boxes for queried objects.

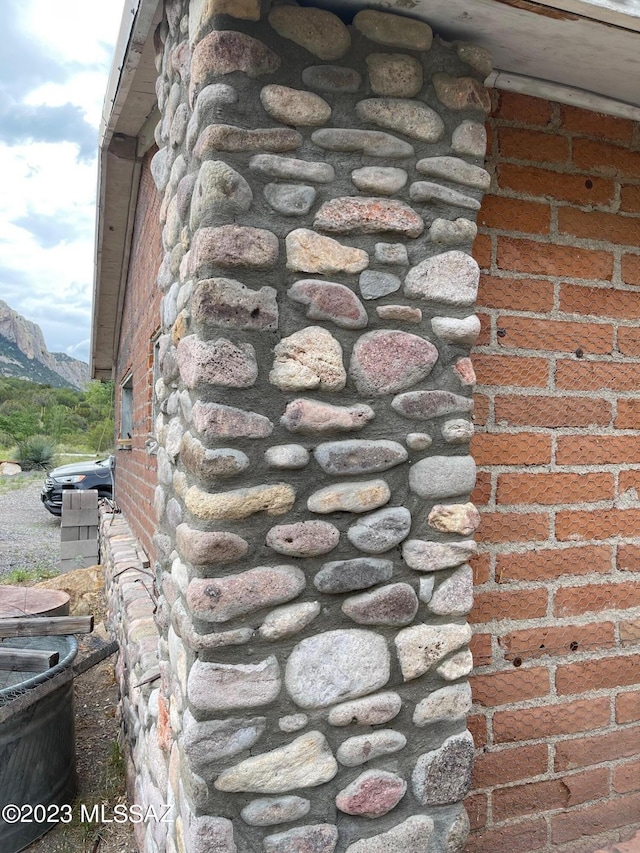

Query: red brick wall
[114,150,163,563]
[468,91,640,851]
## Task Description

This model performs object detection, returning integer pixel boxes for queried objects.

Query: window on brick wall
[120,374,133,441]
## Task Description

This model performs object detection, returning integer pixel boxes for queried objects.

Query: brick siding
[114,150,163,564]
[468,91,640,851]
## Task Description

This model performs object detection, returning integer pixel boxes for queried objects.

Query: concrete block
[60,539,99,560]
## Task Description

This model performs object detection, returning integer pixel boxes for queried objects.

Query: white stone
[405,252,480,306]
[259,602,321,640]
[429,565,474,616]
[337,730,407,766]
[452,120,487,157]
[328,692,402,727]
[437,649,474,681]
[394,623,472,680]
[413,682,472,726]
[431,315,481,345]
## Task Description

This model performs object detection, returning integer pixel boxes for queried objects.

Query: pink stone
[289,280,368,329]
[342,583,418,626]
[433,73,492,114]
[315,197,424,238]
[194,124,302,157]
[281,399,375,434]
[191,277,278,331]
[350,330,438,396]
[190,31,280,105]
[177,335,257,388]
[176,524,248,566]
[190,225,279,274]
[454,357,476,387]
[267,520,340,557]
[192,401,273,439]
[336,769,407,817]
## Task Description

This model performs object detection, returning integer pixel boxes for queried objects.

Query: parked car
[41,456,114,516]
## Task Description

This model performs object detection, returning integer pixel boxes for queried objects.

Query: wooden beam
[0,616,94,639]
[0,648,59,672]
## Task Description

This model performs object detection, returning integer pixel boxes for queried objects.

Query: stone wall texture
[145,1,491,850]
[468,92,640,851]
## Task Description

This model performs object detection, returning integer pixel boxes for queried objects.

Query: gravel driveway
[0,476,60,577]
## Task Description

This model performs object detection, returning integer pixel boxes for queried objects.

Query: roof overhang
[90,0,640,379]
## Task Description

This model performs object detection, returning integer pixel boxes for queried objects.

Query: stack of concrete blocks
[61,489,99,571]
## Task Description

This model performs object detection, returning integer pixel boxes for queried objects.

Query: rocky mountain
[0,299,89,389]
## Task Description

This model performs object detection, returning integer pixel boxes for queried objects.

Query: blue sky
[0,0,126,363]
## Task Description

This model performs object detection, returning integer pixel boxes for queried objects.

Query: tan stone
[354,10,432,50]
[457,43,493,77]
[428,502,481,535]
[261,85,331,126]
[270,327,346,392]
[35,566,103,616]
[286,229,369,275]
[189,0,261,48]
[394,622,472,680]
[307,480,391,514]
[268,6,351,60]
[185,483,296,520]
[433,73,492,113]
[366,53,423,98]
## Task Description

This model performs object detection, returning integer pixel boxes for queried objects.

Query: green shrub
[16,435,57,470]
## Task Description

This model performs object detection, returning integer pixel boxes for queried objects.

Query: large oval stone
[194,124,301,157]
[250,154,335,183]
[266,520,340,557]
[392,390,474,420]
[191,277,278,331]
[268,6,351,60]
[409,455,476,500]
[261,85,331,126]
[187,565,305,622]
[313,440,407,475]
[285,629,390,709]
[312,128,414,159]
[308,480,390,514]
[270,327,346,392]
[336,769,406,817]
[314,558,393,594]
[354,10,433,50]
[405,251,480,306]
[185,482,296,521]
[315,197,423,238]
[356,99,444,143]
[286,231,369,275]
[342,583,418,627]
[281,399,375,434]
[350,330,438,396]
[176,524,248,565]
[289,280,368,330]
[190,226,279,275]
[347,507,411,554]
[215,731,338,792]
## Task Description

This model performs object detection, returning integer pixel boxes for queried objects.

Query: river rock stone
[261,84,331,126]
[314,558,393,594]
[458,43,493,76]
[264,824,339,853]
[413,683,472,727]
[406,433,432,451]
[315,197,423,238]
[452,120,487,157]
[350,330,438,396]
[376,305,422,324]
[336,769,406,817]
[394,622,473,680]
[345,815,435,853]
[187,565,305,622]
[241,796,310,827]
[279,714,308,733]
[191,277,278,331]
[176,524,248,565]
[442,419,474,444]
[183,712,266,775]
[190,226,279,275]
[337,730,406,767]
[215,731,338,793]
[405,251,480,306]
[189,160,252,230]
[265,184,316,216]
[455,357,476,387]
[417,156,490,189]
[347,506,411,553]
[409,181,481,210]
[308,480,391,514]
[281,399,375,434]
[354,9,432,49]
[429,218,478,246]
[267,520,340,557]
[268,6,351,60]
[192,401,273,439]
[250,154,335,183]
[356,99,444,143]
[342,583,418,626]
[185,482,296,520]
[392,390,473,420]
[412,731,474,805]
[186,816,237,853]
[190,30,280,105]
[314,440,407,476]
[409,455,476,500]
[302,65,362,93]
[403,539,477,572]
[438,649,474,680]
[374,243,409,265]
[446,808,471,853]
[286,630,390,709]
[270,327,346,392]
[311,128,414,159]
[359,270,401,300]
[328,692,401,727]
[189,0,261,45]
[188,656,281,713]
[265,444,310,469]
[433,73,491,113]
[289,280,368,330]
[259,602,321,641]
[431,314,481,345]
[418,576,435,603]
[177,336,258,388]
[428,502,481,535]
[366,53,423,98]
[181,434,250,481]
[287,231,369,275]
[195,124,302,157]
[186,84,239,154]
[352,166,407,195]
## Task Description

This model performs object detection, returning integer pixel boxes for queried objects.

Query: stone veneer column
[151,2,492,851]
